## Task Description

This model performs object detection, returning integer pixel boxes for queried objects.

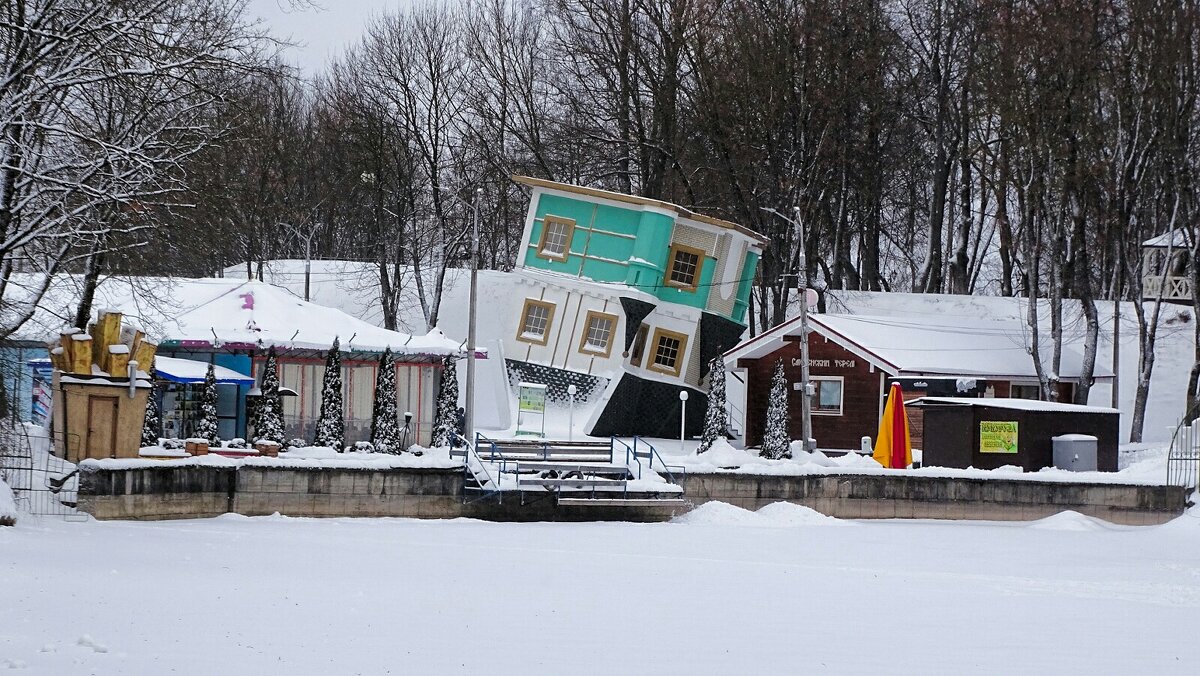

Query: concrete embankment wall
[77,465,1188,525]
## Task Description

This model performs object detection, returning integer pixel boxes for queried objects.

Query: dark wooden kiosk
[908,397,1119,472]
[723,312,1112,452]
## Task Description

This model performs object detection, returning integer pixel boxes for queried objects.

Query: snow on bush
[252,347,285,445]
[0,477,17,525]
[195,364,220,445]
[698,356,727,454]
[431,355,460,448]
[760,358,791,460]
[141,366,161,448]
[313,338,345,451]
[370,347,402,454]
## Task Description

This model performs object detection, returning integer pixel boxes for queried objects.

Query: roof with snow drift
[724,312,1113,382]
[10,276,470,358]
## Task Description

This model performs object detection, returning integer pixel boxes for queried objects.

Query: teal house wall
[523,191,735,321]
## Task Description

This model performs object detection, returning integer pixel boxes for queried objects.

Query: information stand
[515,382,547,438]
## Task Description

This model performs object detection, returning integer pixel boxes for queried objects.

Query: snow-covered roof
[908,397,1118,414]
[1142,229,1193,248]
[725,312,1113,382]
[154,356,254,385]
[10,276,468,358]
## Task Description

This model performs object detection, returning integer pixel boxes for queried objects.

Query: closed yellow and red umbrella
[873,382,912,469]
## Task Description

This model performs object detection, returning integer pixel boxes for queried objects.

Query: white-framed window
[809,376,844,416]
[517,298,556,345]
[538,215,574,261]
[578,310,617,357]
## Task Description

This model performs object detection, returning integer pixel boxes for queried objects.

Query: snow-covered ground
[2,507,1198,674]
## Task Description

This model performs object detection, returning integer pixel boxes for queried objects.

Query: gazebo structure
[1142,230,1193,303]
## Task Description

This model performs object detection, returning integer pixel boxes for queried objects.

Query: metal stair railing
[612,437,641,479]
[1167,414,1200,490]
[632,436,687,491]
[450,432,502,503]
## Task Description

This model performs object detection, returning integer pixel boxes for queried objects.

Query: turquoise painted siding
[522,189,753,325]
[734,252,759,323]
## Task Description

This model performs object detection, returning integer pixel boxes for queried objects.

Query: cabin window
[809,376,844,416]
[538,215,574,261]
[665,244,705,291]
[517,298,555,345]
[1010,384,1041,400]
[578,310,618,357]
[649,328,688,377]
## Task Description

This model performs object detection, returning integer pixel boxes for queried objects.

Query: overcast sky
[248,0,407,74]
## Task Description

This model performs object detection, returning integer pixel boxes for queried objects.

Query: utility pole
[464,187,482,441]
[794,207,813,452]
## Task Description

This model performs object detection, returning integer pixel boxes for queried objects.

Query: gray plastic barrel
[1052,434,1098,472]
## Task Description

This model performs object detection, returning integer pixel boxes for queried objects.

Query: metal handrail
[452,432,500,499]
[611,437,641,479]
[1167,410,1200,490]
[633,436,687,488]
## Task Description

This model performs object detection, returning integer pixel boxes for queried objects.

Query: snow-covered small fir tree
[760,358,791,459]
[313,338,345,450]
[253,346,286,444]
[195,363,220,444]
[698,356,727,454]
[141,367,161,447]
[431,356,460,447]
[370,347,402,453]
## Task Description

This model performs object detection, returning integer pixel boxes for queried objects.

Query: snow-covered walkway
[2,507,1198,674]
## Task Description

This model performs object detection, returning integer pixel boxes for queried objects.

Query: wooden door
[87,396,119,459]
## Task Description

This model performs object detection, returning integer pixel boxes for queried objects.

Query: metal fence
[0,424,83,518]
[1167,417,1200,490]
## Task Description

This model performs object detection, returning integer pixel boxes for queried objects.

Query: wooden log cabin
[723,313,1113,451]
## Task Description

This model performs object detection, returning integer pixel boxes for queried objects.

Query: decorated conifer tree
[141,367,161,447]
[431,356,460,447]
[760,358,791,459]
[253,346,285,444]
[313,338,345,450]
[370,347,401,453]
[698,356,728,454]
[195,363,220,444]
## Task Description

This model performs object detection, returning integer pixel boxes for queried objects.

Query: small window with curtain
[578,310,618,357]
[537,215,574,261]
[808,376,844,416]
[517,298,556,345]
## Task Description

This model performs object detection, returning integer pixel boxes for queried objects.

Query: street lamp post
[679,390,689,454]
[464,187,482,442]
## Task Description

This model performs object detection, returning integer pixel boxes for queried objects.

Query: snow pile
[1027,511,1117,532]
[755,501,847,526]
[681,439,884,475]
[673,500,846,527]
[0,477,17,525]
[673,501,763,525]
[85,445,462,471]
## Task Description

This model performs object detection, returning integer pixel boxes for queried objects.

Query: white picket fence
[1167,418,1200,489]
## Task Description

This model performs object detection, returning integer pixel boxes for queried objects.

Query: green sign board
[979,421,1019,454]
[516,382,547,437]
[518,384,546,414]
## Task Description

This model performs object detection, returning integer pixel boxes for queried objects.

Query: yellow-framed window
[578,310,618,358]
[516,298,556,345]
[648,327,688,376]
[664,243,706,291]
[537,215,575,261]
